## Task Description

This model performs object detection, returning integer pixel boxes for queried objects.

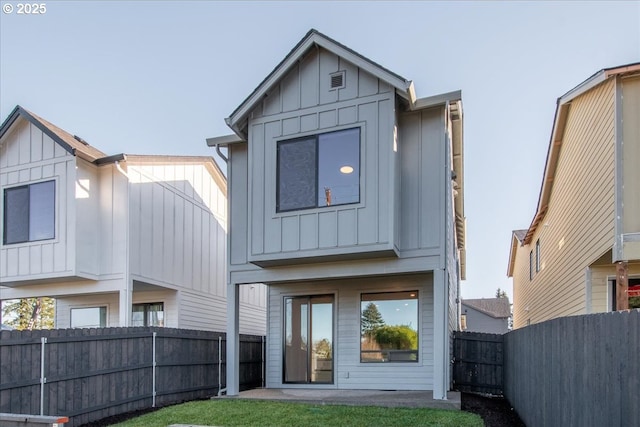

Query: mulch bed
[461,393,526,427]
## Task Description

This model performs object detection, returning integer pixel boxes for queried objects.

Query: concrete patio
[218,388,461,410]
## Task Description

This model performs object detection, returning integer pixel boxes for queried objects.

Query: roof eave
[226,29,414,138]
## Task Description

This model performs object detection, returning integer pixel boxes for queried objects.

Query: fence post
[40,337,47,416]
[152,332,157,408]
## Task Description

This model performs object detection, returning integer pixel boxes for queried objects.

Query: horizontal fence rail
[0,327,265,427]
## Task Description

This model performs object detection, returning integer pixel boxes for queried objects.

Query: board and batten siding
[512,78,616,328]
[127,162,227,296]
[245,47,397,265]
[266,275,434,390]
[0,119,77,283]
[396,108,444,256]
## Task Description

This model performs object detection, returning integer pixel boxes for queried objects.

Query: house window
[131,302,165,327]
[71,306,107,328]
[529,250,533,281]
[277,127,360,212]
[535,239,541,272]
[360,291,418,363]
[3,180,55,245]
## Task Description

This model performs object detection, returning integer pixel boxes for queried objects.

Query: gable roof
[507,229,528,277]
[225,29,417,139]
[462,298,511,319]
[522,62,640,246]
[0,105,108,162]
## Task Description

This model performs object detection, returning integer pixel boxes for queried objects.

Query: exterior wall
[242,47,397,266]
[512,78,616,328]
[621,76,640,258]
[266,274,433,390]
[0,119,77,284]
[397,108,445,257]
[590,262,640,313]
[127,162,227,296]
[462,305,508,334]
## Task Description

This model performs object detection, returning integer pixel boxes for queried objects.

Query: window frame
[529,250,534,281]
[131,302,165,327]
[276,126,361,214]
[70,306,107,329]
[360,290,419,363]
[535,239,541,273]
[3,179,56,245]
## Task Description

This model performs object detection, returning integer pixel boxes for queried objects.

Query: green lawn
[111,399,483,427]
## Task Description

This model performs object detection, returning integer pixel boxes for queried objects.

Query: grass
[111,399,483,427]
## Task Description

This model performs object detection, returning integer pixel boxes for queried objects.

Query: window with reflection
[277,128,360,212]
[3,180,55,245]
[71,306,107,328]
[361,291,418,362]
[132,302,164,327]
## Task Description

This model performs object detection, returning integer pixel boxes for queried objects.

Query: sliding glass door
[284,295,334,384]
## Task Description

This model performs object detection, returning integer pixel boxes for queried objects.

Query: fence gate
[452,331,504,395]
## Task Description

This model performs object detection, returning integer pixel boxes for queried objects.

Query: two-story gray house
[207,30,465,400]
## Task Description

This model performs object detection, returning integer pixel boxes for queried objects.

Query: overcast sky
[1,1,639,301]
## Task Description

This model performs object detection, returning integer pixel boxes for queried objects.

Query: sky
[1,1,639,302]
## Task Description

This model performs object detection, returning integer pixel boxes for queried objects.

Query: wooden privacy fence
[504,310,640,427]
[0,327,265,427]
[452,331,504,396]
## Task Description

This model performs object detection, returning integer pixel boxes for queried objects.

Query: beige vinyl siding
[622,76,640,235]
[513,78,616,328]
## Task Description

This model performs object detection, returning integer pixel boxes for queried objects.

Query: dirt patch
[461,393,526,427]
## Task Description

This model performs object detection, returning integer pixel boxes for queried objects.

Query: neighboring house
[0,106,266,334]
[207,29,465,399]
[460,298,510,334]
[508,62,640,329]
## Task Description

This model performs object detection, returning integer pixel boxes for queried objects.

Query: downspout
[115,160,131,326]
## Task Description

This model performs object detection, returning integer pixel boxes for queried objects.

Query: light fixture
[340,165,354,174]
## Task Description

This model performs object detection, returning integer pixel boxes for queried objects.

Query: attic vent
[330,71,345,90]
[73,135,89,146]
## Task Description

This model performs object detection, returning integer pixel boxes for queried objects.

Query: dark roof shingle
[462,298,511,319]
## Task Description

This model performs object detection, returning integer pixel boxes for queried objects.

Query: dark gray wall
[504,310,640,427]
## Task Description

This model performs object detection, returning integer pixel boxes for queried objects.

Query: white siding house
[0,106,266,335]
[207,30,465,399]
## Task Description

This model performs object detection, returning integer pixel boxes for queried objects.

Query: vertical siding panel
[338,59,358,101]
[281,66,300,112]
[300,51,319,109]
[19,123,31,165]
[183,202,194,286]
[337,210,356,246]
[421,109,443,249]
[31,124,42,162]
[30,245,42,275]
[359,101,378,245]
[163,189,175,283]
[319,49,339,105]
[140,175,153,278]
[192,207,203,290]
[18,247,29,275]
[318,211,337,248]
[281,216,299,252]
[299,213,318,250]
[263,86,281,116]
[173,196,185,283]
[250,124,265,256]
[152,183,164,281]
[358,69,378,97]
[230,145,248,265]
[399,112,420,250]
[42,133,54,160]
[378,100,391,244]
[41,243,53,273]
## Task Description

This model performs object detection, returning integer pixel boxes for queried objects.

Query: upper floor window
[277,128,360,212]
[529,250,533,281]
[3,180,55,245]
[535,239,541,273]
